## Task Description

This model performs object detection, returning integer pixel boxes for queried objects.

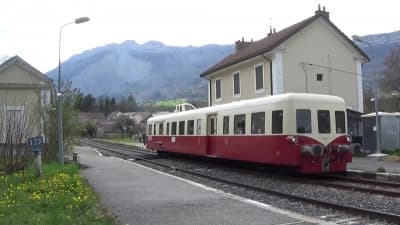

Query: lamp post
[352,35,386,158]
[58,17,90,165]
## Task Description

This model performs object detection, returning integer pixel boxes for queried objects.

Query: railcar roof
[362,112,400,117]
[147,93,345,122]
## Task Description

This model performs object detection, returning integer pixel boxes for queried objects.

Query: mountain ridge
[47,41,235,102]
[47,30,400,102]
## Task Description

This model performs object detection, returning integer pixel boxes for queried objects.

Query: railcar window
[179,121,185,135]
[251,112,265,134]
[148,124,152,135]
[223,116,229,134]
[210,118,216,135]
[296,109,311,133]
[196,119,202,135]
[272,110,283,134]
[318,110,331,133]
[159,123,163,135]
[187,120,194,135]
[335,111,346,134]
[171,122,177,135]
[153,124,156,135]
[234,114,246,134]
[166,122,170,135]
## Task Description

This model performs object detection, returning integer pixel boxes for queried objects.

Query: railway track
[80,139,400,224]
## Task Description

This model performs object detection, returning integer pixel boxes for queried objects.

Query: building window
[251,112,265,134]
[254,64,264,92]
[272,110,283,134]
[215,79,221,100]
[318,110,331,133]
[171,122,177,135]
[196,119,202,135]
[4,106,24,142]
[316,73,323,81]
[223,116,229,134]
[234,114,246,134]
[187,120,194,135]
[179,121,185,135]
[296,109,311,133]
[335,111,346,134]
[233,72,240,96]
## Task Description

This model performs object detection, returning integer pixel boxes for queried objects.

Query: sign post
[28,136,43,178]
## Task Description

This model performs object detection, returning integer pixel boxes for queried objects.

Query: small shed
[362,112,400,152]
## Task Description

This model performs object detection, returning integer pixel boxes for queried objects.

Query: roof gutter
[202,76,212,106]
[261,53,273,95]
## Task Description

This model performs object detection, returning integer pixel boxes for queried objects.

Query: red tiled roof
[200,14,369,77]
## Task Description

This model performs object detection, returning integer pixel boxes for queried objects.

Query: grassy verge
[0,162,116,225]
[95,137,139,146]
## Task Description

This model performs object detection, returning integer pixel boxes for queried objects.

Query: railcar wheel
[157,151,168,157]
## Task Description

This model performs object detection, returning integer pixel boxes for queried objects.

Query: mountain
[47,41,234,102]
[47,31,400,103]
[354,30,400,89]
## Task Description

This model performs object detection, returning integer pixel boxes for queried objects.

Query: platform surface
[348,157,400,174]
[76,146,327,225]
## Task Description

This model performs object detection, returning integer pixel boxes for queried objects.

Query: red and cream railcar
[146,93,352,173]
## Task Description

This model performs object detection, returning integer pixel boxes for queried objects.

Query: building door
[206,114,217,156]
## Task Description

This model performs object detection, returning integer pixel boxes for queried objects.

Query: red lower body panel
[147,135,351,173]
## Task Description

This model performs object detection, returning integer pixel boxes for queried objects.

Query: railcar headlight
[312,145,323,156]
[346,135,352,143]
[287,135,298,144]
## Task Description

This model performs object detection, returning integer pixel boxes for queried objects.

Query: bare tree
[0,97,37,174]
[0,55,11,64]
[380,45,400,111]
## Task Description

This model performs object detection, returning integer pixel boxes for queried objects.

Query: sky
[0,0,399,73]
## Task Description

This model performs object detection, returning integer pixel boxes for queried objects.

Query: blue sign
[28,136,44,152]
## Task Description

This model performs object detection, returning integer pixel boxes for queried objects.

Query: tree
[0,97,37,173]
[379,45,400,112]
[60,81,83,153]
[126,94,138,112]
[118,96,127,112]
[0,55,11,64]
[81,94,96,112]
[74,92,84,110]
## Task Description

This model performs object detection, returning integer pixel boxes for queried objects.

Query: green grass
[96,136,141,146]
[0,162,116,225]
[383,149,400,156]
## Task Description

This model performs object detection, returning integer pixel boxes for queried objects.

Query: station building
[0,56,54,143]
[200,6,369,141]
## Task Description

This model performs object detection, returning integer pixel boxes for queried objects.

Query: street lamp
[352,35,386,158]
[58,17,90,165]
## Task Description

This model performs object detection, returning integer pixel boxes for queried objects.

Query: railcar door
[206,114,218,156]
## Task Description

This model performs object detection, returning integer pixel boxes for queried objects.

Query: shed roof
[0,55,53,84]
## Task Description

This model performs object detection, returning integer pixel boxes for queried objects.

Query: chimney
[235,38,252,52]
[315,4,330,20]
[267,27,274,37]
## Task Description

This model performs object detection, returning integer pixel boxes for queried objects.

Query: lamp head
[352,35,366,43]
[75,17,90,24]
